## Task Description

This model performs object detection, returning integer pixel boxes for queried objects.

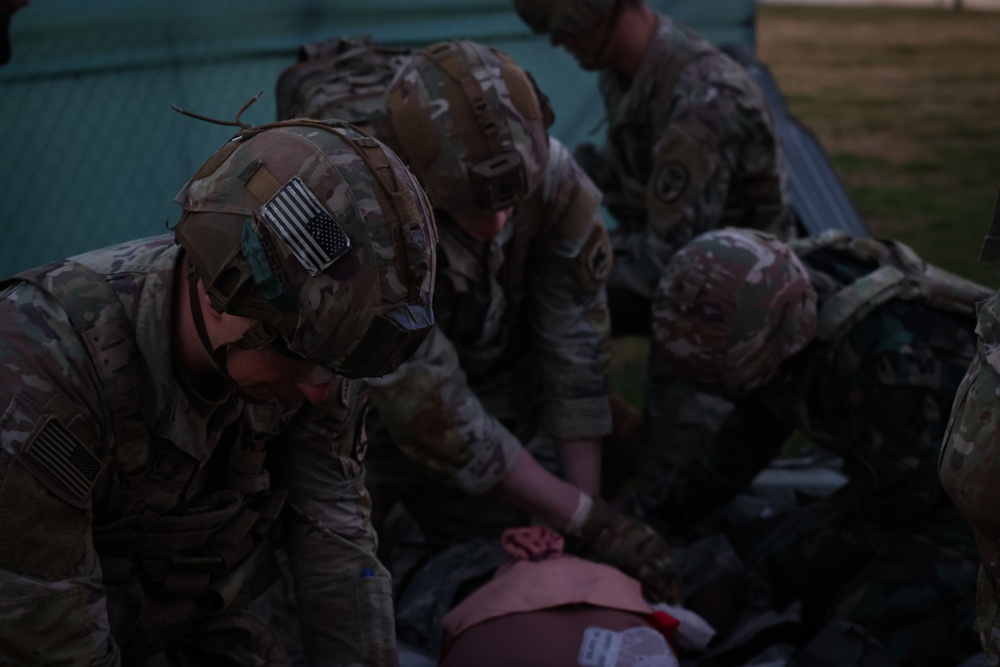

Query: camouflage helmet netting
[384,39,552,214]
[173,120,437,378]
[652,228,818,395]
[514,0,616,35]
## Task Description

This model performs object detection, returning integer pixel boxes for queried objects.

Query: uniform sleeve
[269,387,397,667]
[530,138,613,441]
[641,397,793,534]
[643,57,785,255]
[0,285,120,665]
[939,337,1000,657]
[368,326,524,496]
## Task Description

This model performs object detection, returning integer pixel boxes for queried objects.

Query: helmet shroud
[173,119,438,379]
[384,40,554,215]
[652,228,818,395]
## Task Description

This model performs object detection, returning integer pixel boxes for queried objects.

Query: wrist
[564,491,594,537]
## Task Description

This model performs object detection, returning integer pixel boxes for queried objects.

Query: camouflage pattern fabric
[174,120,438,380]
[584,15,793,311]
[651,228,817,396]
[940,289,1000,663]
[641,238,982,666]
[383,40,553,216]
[368,137,613,497]
[275,35,414,134]
[0,237,394,666]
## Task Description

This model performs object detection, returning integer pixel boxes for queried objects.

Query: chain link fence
[0,0,753,276]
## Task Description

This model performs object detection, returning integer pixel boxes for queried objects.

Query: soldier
[0,116,437,665]
[513,0,796,512]
[647,227,986,666]
[513,0,794,334]
[279,38,682,606]
[939,202,1000,663]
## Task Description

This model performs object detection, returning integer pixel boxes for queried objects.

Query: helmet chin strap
[185,259,277,405]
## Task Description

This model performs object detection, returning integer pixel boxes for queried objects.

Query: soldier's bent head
[384,40,554,218]
[652,228,817,396]
[173,120,438,379]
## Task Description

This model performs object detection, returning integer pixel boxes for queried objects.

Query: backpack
[275,35,413,134]
[791,229,993,343]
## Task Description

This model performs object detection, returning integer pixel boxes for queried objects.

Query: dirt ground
[757,5,1000,286]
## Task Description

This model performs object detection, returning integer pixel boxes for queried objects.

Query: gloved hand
[579,496,683,604]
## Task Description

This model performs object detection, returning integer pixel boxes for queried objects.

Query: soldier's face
[225,343,334,405]
[213,314,334,405]
[444,207,515,241]
[550,16,615,70]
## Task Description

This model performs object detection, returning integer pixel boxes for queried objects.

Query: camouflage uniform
[0,237,389,665]
[646,229,985,666]
[0,118,438,666]
[367,136,613,538]
[940,288,1000,663]
[579,14,794,328]
[576,15,797,520]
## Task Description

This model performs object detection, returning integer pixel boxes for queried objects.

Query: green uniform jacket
[0,236,392,665]
[370,138,613,494]
[591,15,793,300]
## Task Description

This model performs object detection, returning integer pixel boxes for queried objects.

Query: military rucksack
[275,34,413,135]
[791,229,993,343]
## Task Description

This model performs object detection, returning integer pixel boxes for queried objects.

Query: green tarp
[0,0,755,276]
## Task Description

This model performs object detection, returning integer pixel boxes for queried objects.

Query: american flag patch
[260,177,352,276]
[25,416,103,501]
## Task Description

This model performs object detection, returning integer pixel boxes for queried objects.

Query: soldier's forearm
[555,437,602,498]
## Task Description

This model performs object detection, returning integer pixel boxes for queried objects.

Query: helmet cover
[384,39,553,215]
[173,119,438,379]
[652,228,818,395]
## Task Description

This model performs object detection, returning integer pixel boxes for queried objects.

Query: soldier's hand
[579,496,683,605]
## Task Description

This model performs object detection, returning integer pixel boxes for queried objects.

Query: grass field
[758,4,1000,288]
[611,4,1000,403]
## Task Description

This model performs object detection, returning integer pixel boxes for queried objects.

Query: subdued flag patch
[24,416,102,501]
[261,176,352,276]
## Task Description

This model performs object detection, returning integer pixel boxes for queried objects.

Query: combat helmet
[652,228,818,396]
[514,0,616,36]
[173,118,438,379]
[384,39,554,215]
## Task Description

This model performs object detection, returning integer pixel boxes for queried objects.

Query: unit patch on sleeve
[653,161,690,204]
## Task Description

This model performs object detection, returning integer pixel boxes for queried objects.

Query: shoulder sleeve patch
[1,391,105,508]
[653,160,690,204]
[24,416,103,503]
[576,224,614,293]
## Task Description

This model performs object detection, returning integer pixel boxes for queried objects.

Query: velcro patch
[653,161,690,204]
[577,224,613,292]
[24,416,103,502]
[261,177,352,276]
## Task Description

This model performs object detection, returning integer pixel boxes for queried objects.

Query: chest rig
[5,259,306,658]
[773,230,990,445]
